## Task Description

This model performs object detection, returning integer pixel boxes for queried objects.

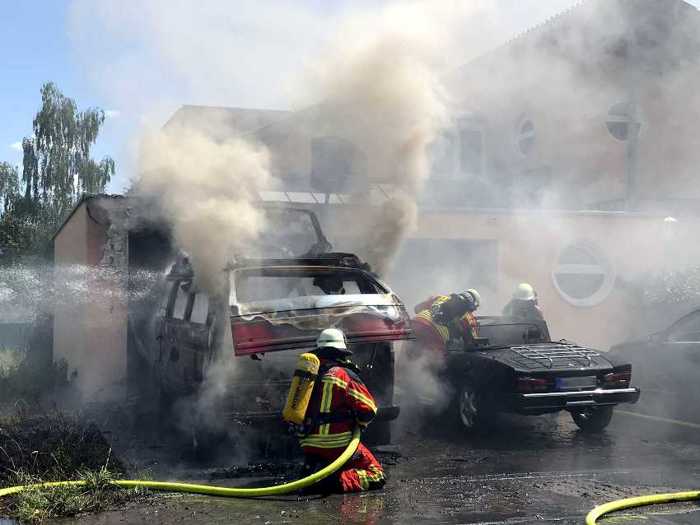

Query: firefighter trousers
[303,442,385,493]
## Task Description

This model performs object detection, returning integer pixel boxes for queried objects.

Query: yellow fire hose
[0,427,360,500]
[586,490,700,524]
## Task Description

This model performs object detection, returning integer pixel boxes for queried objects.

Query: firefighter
[299,328,385,493]
[411,289,481,354]
[502,282,544,320]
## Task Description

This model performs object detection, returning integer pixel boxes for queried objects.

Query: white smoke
[137,128,272,292]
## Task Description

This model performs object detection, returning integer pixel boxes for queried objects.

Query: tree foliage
[22,82,115,217]
[0,83,115,262]
[0,162,19,213]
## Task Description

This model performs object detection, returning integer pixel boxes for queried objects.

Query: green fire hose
[586,490,700,524]
[0,427,360,500]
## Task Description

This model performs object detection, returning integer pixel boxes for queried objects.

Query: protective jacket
[412,294,479,352]
[503,299,544,321]
[300,359,385,493]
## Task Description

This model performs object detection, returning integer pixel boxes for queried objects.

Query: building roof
[455,0,699,75]
[51,194,126,241]
[163,105,290,141]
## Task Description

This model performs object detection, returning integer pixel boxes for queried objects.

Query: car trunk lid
[488,342,613,373]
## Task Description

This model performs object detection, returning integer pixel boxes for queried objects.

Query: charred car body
[442,317,640,432]
[132,208,413,445]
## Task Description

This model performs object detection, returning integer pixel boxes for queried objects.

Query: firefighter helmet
[465,288,481,309]
[316,328,352,355]
[513,283,536,301]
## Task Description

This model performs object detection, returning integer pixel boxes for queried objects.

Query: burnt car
[441,317,640,433]
[133,209,413,445]
[608,308,700,422]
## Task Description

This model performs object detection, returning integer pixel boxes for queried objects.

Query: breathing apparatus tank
[283,352,320,425]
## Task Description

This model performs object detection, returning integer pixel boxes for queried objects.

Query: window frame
[188,291,210,326]
[515,116,536,157]
[169,280,193,321]
[551,241,616,308]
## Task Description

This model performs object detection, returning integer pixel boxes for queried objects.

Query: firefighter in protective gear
[299,328,385,494]
[412,289,481,354]
[502,282,544,320]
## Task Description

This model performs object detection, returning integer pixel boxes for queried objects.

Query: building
[440,0,700,212]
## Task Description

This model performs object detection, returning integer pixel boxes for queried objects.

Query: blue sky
[1,2,120,176]
[3,0,698,192]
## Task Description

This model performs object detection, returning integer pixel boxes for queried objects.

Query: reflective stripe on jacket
[300,363,378,452]
[414,294,479,345]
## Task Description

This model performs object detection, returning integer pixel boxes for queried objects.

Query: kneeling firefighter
[283,328,385,493]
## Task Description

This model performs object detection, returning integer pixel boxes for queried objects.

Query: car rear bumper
[510,387,640,412]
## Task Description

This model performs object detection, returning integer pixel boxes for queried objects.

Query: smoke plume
[300,10,449,274]
[137,128,272,292]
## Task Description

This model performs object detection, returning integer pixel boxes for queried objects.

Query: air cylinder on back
[282,352,320,425]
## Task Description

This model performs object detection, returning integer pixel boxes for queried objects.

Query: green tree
[22,82,115,218]
[0,83,115,261]
[0,162,19,213]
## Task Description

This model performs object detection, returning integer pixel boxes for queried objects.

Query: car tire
[456,383,485,432]
[570,405,614,433]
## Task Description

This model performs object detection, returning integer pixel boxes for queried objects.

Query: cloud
[104,109,120,118]
[9,142,22,151]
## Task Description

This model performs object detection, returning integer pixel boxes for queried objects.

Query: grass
[0,411,149,522]
[9,462,149,523]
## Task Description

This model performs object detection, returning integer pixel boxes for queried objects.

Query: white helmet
[316,328,350,353]
[513,283,536,301]
[466,288,481,309]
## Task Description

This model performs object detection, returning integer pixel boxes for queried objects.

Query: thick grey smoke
[137,128,272,293]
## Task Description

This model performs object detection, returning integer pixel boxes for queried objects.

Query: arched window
[606,102,641,141]
[516,117,536,156]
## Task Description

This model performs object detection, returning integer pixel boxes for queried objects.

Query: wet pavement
[55,408,700,525]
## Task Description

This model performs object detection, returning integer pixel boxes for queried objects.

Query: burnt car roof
[166,252,372,281]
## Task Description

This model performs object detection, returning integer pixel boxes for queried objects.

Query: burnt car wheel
[457,384,483,431]
[570,405,614,433]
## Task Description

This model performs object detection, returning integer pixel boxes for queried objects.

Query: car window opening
[233,268,384,304]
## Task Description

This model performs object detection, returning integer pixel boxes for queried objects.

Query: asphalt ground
[56,406,700,525]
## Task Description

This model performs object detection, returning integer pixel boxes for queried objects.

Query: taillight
[602,367,631,388]
[516,376,553,393]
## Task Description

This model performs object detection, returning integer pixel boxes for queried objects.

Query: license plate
[555,376,596,390]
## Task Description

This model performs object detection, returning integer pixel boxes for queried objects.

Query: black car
[442,317,640,433]
[609,308,700,422]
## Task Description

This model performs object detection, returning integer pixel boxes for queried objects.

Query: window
[459,128,483,175]
[172,282,190,319]
[516,117,536,156]
[551,242,615,307]
[667,311,700,342]
[233,268,383,304]
[430,131,457,176]
[190,292,209,324]
[606,102,640,141]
